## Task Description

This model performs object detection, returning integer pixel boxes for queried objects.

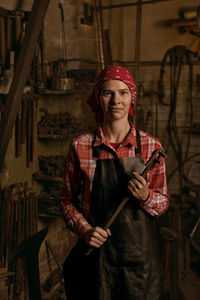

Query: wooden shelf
[38,130,89,140]
[33,173,63,183]
[38,213,60,218]
[38,134,72,140]
[37,88,91,95]
[183,126,200,135]
[0,272,15,280]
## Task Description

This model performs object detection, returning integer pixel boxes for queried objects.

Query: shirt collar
[93,122,137,148]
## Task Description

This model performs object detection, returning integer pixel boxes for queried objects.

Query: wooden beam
[0,0,50,171]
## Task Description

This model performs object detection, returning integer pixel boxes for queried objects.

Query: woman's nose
[110,92,119,104]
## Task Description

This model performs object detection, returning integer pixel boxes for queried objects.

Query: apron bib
[63,130,163,300]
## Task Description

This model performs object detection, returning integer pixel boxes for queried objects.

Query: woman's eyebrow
[102,88,130,91]
[118,89,130,91]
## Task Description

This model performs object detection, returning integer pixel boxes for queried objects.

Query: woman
[60,65,169,300]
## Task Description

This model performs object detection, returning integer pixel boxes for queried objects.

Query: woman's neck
[102,119,131,143]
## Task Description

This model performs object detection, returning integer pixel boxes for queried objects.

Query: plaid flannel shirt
[60,123,169,238]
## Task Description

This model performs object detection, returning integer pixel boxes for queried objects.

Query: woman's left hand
[127,172,149,202]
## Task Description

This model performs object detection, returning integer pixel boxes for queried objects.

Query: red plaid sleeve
[59,142,92,238]
[139,131,169,216]
[140,155,169,216]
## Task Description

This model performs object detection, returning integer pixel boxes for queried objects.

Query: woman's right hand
[82,226,111,248]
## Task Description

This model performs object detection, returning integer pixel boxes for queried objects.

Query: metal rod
[134,0,142,85]
[95,0,105,70]
[94,0,172,10]
[45,240,63,274]
[0,0,50,171]
[43,58,200,67]
[134,0,143,126]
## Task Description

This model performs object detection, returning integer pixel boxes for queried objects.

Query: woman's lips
[109,107,122,112]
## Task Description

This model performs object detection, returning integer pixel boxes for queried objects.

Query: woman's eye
[103,91,111,96]
[120,90,128,95]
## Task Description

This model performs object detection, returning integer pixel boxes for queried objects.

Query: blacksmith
[60,65,169,300]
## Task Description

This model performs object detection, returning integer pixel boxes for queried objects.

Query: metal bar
[45,239,63,274]
[46,58,200,66]
[94,0,172,10]
[0,0,50,171]
[134,0,142,85]
[134,0,143,126]
[95,0,105,70]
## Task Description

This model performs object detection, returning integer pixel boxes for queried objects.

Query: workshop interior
[0,0,200,299]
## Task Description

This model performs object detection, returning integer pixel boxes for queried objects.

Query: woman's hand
[82,226,111,248]
[127,172,149,202]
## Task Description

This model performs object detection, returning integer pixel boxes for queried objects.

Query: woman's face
[98,80,132,122]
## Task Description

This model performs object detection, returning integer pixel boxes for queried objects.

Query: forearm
[60,142,92,238]
[60,198,92,238]
[139,157,169,217]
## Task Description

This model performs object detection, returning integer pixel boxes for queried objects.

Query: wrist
[79,223,92,240]
[141,192,150,202]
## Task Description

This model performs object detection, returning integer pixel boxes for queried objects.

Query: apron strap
[92,128,142,158]
[135,129,142,156]
[92,130,100,158]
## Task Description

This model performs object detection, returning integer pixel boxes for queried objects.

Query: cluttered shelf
[32,172,63,183]
[35,68,96,95]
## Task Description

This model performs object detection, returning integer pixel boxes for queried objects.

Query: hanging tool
[38,26,46,89]
[158,45,193,192]
[94,0,105,70]
[58,2,67,62]
[0,0,50,172]
[15,103,22,157]
[32,98,38,162]
[6,15,12,69]
[94,0,113,68]
[85,147,166,255]
[80,3,94,25]
[0,8,6,76]
[134,0,143,127]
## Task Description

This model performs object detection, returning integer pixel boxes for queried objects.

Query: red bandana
[87,65,137,122]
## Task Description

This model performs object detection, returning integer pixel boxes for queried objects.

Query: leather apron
[63,130,163,300]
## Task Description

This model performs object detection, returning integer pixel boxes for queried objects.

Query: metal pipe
[134,0,142,85]
[94,0,172,10]
[134,0,143,126]
[45,239,63,274]
[95,0,105,70]
[45,58,200,66]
